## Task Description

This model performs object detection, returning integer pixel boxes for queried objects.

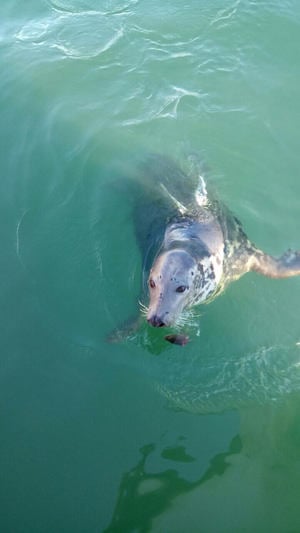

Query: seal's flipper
[106,314,143,343]
[252,249,300,279]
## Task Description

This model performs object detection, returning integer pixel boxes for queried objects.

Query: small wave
[121,85,207,127]
[209,0,241,29]
[47,0,139,16]
[15,11,124,60]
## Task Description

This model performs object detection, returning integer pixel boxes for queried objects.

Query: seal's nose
[147,315,166,328]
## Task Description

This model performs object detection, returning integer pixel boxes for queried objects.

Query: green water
[1,1,300,531]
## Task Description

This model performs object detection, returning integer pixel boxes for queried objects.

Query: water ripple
[209,0,241,29]
[156,343,300,414]
[15,11,125,59]
[47,0,139,16]
[121,85,207,126]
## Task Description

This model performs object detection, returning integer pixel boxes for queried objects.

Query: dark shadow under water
[104,435,242,532]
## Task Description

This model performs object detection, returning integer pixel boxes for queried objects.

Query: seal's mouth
[147,314,190,345]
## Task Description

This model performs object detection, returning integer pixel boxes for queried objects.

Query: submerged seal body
[145,163,300,332]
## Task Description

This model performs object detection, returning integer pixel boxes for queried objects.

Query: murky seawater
[1,1,300,531]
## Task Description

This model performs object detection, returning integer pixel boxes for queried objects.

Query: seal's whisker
[173,315,191,328]
[173,309,200,329]
[139,300,149,316]
[139,301,148,310]
[190,311,202,319]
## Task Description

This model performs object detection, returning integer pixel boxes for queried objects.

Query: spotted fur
[147,205,227,327]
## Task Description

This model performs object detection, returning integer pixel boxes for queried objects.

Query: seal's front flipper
[106,315,142,343]
[252,249,300,279]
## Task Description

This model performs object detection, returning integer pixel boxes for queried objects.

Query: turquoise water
[1,1,300,531]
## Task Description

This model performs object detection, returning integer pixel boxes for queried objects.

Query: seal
[145,164,300,334]
[109,155,300,345]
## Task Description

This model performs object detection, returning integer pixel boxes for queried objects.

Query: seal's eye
[176,285,187,293]
[149,279,156,289]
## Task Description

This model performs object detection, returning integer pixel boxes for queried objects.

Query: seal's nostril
[148,315,166,328]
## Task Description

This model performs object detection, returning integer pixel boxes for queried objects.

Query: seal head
[147,249,198,328]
